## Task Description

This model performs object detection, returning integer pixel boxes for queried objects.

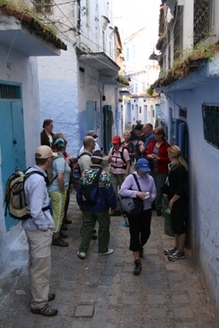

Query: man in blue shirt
[139,123,155,156]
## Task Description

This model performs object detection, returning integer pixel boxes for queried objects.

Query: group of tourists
[22,118,188,317]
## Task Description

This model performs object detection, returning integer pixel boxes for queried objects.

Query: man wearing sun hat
[22,145,58,316]
[76,150,116,259]
[107,135,130,216]
[119,158,156,276]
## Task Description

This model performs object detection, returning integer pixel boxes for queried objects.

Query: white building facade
[37,0,122,155]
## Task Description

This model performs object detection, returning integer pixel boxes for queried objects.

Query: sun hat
[53,138,65,146]
[35,145,57,159]
[111,135,121,144]
[91,150,103,161]
[136,158,151,172]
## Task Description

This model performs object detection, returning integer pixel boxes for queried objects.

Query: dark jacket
[40,129,54,147]
[146,140,170,173]
[76,164,116,212]
[167,164,188,201]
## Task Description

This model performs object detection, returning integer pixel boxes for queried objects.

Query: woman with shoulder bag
[119,158,156,276]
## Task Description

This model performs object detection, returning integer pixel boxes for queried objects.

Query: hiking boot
[110,210,121,216]
[99,249,114,256]
[64,218,72,224]
[139,247,144,258]
[48,293,55,302]
[61,224,68,231]
[52,238,69,247]
[164,247,177,256]
[168,251,185,261]
[77,251,86,259]
[60,231,68,239]
[31,303,58,316]
[133,259,142,276]
[156,210,162,216]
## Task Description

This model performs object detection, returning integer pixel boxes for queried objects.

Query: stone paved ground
[0,189,217,328]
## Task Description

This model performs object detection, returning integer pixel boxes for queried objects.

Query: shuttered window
[202,104,219,149]
[0,84,21,99]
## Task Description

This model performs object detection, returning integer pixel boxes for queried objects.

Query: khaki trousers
[25,229,52,309]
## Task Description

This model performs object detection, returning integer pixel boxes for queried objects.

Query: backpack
[5,170,48,220]
[81,168,102,206]
[72,152,91,187]
[46,155,62,186]
[111,147,127,169]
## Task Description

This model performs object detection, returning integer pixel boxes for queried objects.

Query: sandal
[48,293,56,301]
[31,303,58,316]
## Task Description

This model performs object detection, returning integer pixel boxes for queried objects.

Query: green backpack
[5,170,47,220]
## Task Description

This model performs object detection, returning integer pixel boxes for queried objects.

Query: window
[34,0,52,15]
[202,104,219,149]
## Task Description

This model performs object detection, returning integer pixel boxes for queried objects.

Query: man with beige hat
[22,145,58,316]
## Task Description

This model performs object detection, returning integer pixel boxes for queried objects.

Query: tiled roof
[0,4,67,51]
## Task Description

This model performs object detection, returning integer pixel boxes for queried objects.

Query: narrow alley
[0,189,217,328]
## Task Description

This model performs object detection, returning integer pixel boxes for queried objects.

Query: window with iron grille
[0,84,21,99]
[173,5,183,60]
[194,0,209,46]
[202,104,219,149]
[34,0,52,15]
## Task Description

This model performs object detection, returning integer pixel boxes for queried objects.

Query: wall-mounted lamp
[148,52,159,60]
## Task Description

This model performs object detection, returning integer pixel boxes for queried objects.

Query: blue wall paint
[39,80,80,157]
[161,71,219,316]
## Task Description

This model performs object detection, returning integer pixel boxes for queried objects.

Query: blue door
[0,84,26,231]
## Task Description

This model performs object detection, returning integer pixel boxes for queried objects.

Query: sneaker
[31,303,58,316]
[122,219,129,228]
[77,251,86,259]
[168,251,185,261]
[164,247,177,256]
[98,249,114,256]
[52,238,69,247]
[133,259,142,275]
[139,247,144,258]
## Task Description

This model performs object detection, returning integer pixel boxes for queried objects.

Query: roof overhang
[0,9,67,56]
[78,51,120,83]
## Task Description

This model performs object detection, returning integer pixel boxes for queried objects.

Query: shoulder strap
[78,152,91,159]
[120,147,126,163]
[25,170,46,183]
[93,168,102,186]
[132,173,142,192]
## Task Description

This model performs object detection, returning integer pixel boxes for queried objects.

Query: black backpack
[81,168,102,206]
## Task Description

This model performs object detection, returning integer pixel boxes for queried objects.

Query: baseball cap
[91,150,103,161]
[53,137,65,146]
[112,135,121,144]
[86,130,98,139]
[136,158,151,172]
[35,145,57,159]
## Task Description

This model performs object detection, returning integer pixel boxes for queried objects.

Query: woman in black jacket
[164,145,188,261]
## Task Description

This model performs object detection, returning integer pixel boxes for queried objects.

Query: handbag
[120,174,144,216]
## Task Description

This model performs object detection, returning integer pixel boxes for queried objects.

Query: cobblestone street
[0,189,217,328]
